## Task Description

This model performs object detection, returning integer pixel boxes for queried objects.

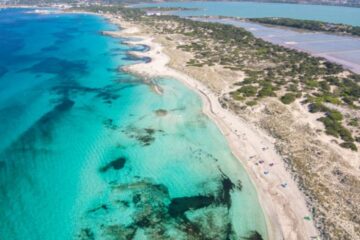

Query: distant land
[249,17,360,37]
[1,0,360,8]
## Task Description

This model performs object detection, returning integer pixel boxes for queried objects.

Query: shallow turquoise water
[0,9,268,240]
[135,1,360,26]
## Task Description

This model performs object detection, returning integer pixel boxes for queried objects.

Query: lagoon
[135,1,360,26]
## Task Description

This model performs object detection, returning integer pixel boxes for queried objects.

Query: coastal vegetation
[249,17,360,37]
[70,5,145,20]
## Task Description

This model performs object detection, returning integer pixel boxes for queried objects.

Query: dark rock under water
[168,196,215,217]
[121,126,165,146]
[217,169,242,208]
[99,157,126,172]
[78,179,250,240]
[242,231,264,240]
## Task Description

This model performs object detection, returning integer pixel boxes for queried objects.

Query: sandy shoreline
[104,14,320,240]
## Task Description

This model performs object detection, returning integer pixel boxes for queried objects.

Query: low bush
[326,110,343,121]
[238,85,258,97]
[246,100,257,106]
[280,93,296,104]
[340,142,357,151]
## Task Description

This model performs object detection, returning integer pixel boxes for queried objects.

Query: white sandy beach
[105,15,320,240]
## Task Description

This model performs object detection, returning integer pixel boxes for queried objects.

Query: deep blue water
[135,1,360,26]
[0,8,268,240]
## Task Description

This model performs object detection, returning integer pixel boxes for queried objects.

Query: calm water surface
[135,1,360,26]
[0,8,268,240]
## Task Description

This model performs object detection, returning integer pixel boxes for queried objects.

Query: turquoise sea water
[0,8,268,240]
[135,1,360,26]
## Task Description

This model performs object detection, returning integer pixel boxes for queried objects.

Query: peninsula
[249,17,360,37]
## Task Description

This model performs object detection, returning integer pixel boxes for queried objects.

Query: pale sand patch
[106,15,319,240]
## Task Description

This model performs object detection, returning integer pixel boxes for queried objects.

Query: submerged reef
[77,166,258,240]
[77,228,95,240]
[121,125,165,146]
[103,119,118,130]
[154,109,168,117]
[122,54,151,63]
[168,196,215,217]
[24,57,88,79]
[52,84,123,105]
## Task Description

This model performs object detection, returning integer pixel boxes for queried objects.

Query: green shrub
[287,84,299,92]
[349,118,359,127]
[319,117,340,137]
[239,85,258,97]
[305,79,319,88]
[246,100,257,106]
[319,116,354,142]
[338,126,354,142]
[315,94,342,105]
[319,81,330,91]
[342,96,354,105]
[242,77,255,85]
[308,102,328,113]
[257,83,275,97]
[340,142,357,151]
[326,110,343,121]
[230,91,244,101]
[280,93,296,104]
